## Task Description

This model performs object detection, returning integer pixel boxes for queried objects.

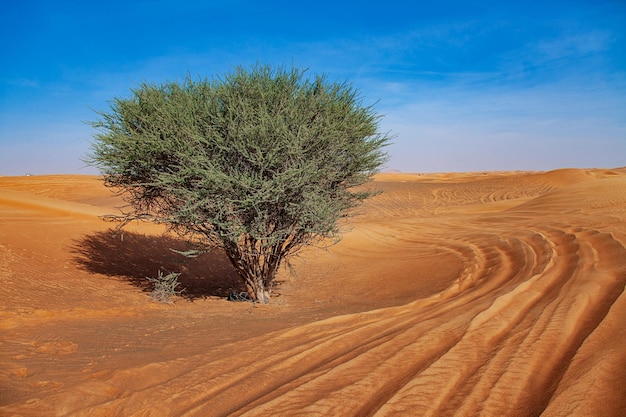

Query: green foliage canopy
[88,65,391,303]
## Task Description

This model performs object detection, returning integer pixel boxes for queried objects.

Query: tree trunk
[255,287,271,304]
[241,274,271,304]
[224,246,274,304]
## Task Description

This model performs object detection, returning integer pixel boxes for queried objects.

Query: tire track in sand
[22,218,625,417]
[2,173,625,416]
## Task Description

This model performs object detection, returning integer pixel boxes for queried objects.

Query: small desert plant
[146,270,184,303]
[228,290,253,302]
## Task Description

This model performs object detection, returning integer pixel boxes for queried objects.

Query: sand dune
[1,170,625,416]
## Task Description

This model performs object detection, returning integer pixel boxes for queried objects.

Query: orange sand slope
[1,169,625,416]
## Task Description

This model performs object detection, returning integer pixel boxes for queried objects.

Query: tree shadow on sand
[72,229,245,300]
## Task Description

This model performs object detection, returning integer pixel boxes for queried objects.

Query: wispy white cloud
[536,30,612,58]
[4,77,41,88]
[378,79,626,172]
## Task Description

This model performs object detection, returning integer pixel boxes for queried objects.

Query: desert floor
[1,169,625,416]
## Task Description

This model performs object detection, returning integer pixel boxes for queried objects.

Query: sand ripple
[1,170,625,416]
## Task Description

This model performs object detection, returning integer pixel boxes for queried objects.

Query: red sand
[1,169,625,416]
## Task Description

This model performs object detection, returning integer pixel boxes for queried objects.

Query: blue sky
[1,0,625,175]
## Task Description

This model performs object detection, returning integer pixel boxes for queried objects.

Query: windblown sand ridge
[1,169,625,416]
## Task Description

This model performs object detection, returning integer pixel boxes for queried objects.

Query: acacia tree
[87,65,390,304]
